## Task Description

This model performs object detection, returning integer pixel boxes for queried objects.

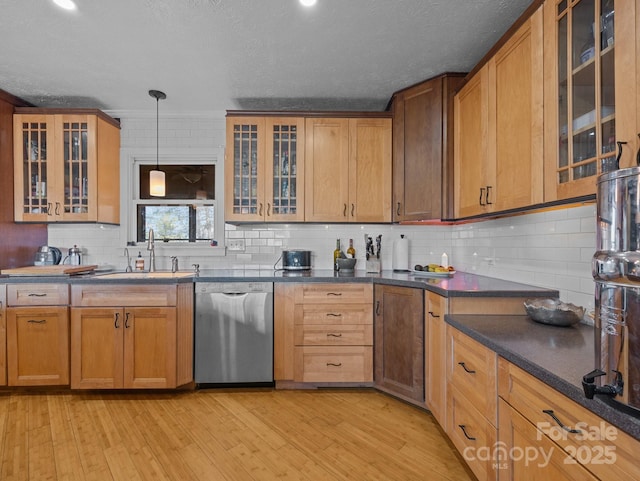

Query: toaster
[282,250,311,271]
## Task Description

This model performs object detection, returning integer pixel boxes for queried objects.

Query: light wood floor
[0,388,475,481]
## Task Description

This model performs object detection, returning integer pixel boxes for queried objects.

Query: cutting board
[1,265,98,276]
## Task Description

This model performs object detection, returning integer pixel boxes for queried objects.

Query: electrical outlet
[227,239,245,251]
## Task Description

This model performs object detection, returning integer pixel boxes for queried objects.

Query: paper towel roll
[393,235,409,272]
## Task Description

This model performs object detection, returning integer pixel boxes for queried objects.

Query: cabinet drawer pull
[542,410,582,434]
[458,425,476,441]
[397,202,401,216]
[27,319,46,324]
[351,203,355,217]
[485,185,493,205]
[326,362,342,367]
[28,293,48,297]
[326,313,342,317]
[326,292,342,297]
[114,312,120,329]
[327,333,343,338]
[479,187,485,206]
[124,312,131,329]
[428,311,440,318]
[343,203,347,217]
[458,362,476,374]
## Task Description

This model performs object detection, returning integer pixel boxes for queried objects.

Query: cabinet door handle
[479,187,485,206]
[124,312,130,329]
[326,313,342,317]
[47,203,53,216]
[458,362,476,374]
[343,203,347,217]
[28,293,47,297]
[428,311,440,318]
[636,133,640,166]
[485,185,493,205]
[326,362,342,367]
[397,202,401,216]
[458,425,476,441]
[27,319,46,324]
[267,203,271,216]
[327,292,342,297]
[542,410,582,434]
[55,202,61,215]
[114,312,120,329]
[259,203,263,216]
[327,333,343,338]
[351,203,355,217]
[375,300,381,316]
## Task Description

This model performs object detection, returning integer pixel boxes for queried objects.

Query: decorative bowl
[524,298,584,327]
[336,257,357,272]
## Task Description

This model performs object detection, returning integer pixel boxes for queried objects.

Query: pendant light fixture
[149,89,167,197]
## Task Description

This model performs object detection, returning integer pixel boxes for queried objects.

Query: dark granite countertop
[0,269,557,298]
[446,314,640,441]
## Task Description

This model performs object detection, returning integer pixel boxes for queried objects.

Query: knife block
[366,258,381,273]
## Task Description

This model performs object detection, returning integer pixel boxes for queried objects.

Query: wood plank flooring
[0,388,475,480]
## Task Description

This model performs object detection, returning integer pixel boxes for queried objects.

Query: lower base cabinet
[374,284,424,404]
[70,283,193,390]
[6,306,69,386]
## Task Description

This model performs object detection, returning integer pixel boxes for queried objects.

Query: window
[135,163,217,243]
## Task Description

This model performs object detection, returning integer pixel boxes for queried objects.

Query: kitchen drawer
[294,346,373,383]
[294,303,372,325]
[294,283,373,304]
[447,326,497,425]
[71,284,177,307]
[7,283,69,306]
[447,385,497,481]
[498,358,640,481]
[294,324,373,346]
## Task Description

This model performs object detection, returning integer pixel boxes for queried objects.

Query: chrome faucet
[124,248,132,272]
[147,228,156,272]
[171,256,179,273]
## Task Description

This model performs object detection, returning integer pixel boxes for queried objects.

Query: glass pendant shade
[149,169,166,197]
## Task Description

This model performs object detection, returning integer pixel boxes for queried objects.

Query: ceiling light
[149,89,167,197]
[299,0,317,6]
[52,0,77,10]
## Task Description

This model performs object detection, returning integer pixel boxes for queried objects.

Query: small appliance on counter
[34,245,62,266]
[281,249,312,271]
[62,245,82,265]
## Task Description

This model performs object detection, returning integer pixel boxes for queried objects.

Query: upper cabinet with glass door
[543,0,621,200]
[13,109,120,224]
[225,115,305,223]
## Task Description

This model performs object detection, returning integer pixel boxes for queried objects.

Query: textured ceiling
[0,0,533,113]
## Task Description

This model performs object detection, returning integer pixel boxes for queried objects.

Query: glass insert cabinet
[545,0,618,199]
[225,116,305,222]
[13,110,121,224]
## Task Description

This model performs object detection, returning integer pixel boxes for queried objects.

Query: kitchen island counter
[446,313,640,440]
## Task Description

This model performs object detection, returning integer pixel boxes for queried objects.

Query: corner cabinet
[454,6,544,218]
[70,283,193,389]
[13,109,120,224]
[225,115,305,222]
[543,0,633,200]
[391,74,464,221]
[305,117,392,223]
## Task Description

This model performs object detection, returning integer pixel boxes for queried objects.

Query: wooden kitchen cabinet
[454,7,543,218]
[0,285,5,386]
[391,74,465,221]
[305,117,392,222]
[446,326,498,481]
[543,0,630,201]
[274,282,373,385]
[13,109,120,224]
[225,115,305,222]
[6,283,70,386]
[498,358,640,481]
[70,283,193,389]
[374,284,424,404]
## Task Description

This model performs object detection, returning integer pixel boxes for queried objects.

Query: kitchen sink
[96,271,194,279]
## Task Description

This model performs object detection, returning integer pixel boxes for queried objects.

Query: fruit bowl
[523,298,584,327]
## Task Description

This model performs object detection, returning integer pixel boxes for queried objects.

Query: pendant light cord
[155,96,159,170]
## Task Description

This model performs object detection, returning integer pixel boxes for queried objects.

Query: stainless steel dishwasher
[195,282,274,385]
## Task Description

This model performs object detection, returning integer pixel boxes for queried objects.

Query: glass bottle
[333,239,341,271]
[347,239,356,259]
